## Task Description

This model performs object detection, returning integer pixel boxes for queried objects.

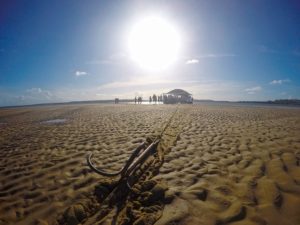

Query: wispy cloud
[185,54,235,64]
[245,86,262,94]
[269,79,290,85]
[26,87,42,94]
[186,59,199,64]
[280,92,287,96]
[86,60,111,65]
[97,79,249,101]
[292,49,300,56]
[86,52,127,65]
[75,71,88,76]
[1,79,276,107]
[258,45,278,54]
[98,79,179,89]
[26,87,53,100]
[198,53,236,58]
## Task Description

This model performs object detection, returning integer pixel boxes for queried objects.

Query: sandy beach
[0,104,300,225]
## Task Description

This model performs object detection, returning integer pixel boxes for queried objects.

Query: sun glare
[128,16,180,71]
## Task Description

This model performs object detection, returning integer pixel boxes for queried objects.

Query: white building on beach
[163,89,193,104]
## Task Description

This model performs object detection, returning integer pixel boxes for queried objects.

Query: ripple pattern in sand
[0,104,176,225]
[156,106,300,225]
[1,104,300,225]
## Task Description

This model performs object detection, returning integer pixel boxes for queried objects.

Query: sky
[0,0,300,106]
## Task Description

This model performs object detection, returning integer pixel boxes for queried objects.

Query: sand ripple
[156,105,300,225]
[0,104,300,225]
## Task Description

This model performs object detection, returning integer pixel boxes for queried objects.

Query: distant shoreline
[1,99,300,109]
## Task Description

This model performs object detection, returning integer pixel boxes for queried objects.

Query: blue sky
[0,0,300,106]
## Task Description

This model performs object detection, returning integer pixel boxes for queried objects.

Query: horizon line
[1,98,300,109]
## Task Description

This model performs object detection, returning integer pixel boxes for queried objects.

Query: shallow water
[41,119,67,124]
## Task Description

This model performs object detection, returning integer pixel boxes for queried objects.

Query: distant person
[135,97,137,104]
[115,98,119,104]
[153,94,157,104]
[149,96,152,104]
[158,95,162,103]
[163,95,167,104]
[138,96,142,104]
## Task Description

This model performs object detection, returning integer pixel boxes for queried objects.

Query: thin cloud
[26,87,42,94]
[280,92,287,96]
[258,45,278,54]
[269,79,290,85]
[245,86,262,94]
[98,79,179,89]
[25,87,54,100]
[86,60,112,65]
[86,52,127,65]
[292,49,300,56]
[198,53,236,58]
[186,59,199,64]
[185,53,236,64]
[75,71,88,76]
[97,79,247,101]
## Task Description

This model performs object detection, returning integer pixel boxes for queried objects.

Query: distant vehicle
[163,89,193,104]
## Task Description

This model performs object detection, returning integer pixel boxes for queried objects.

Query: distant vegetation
[195,99,300,106]
[237,99,300,106]
[269,99,300,105]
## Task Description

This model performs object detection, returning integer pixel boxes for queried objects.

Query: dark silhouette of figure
[158,95,162,102]
[163,94,167,104]
[134,97,137,104]
[149,96,152,104]
[138,96,142,104]
[115,98,119,104]
[153,94,157,104]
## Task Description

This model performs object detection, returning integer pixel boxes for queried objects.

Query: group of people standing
[149,94,163,104]
[134,96,143,104]
[134,94,163,104]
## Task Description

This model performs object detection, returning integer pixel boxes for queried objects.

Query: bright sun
[128,16,180,71]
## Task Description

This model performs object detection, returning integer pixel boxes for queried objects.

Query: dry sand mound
[0,104,300,225]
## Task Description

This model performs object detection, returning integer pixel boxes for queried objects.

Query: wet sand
[0,104,300,225]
